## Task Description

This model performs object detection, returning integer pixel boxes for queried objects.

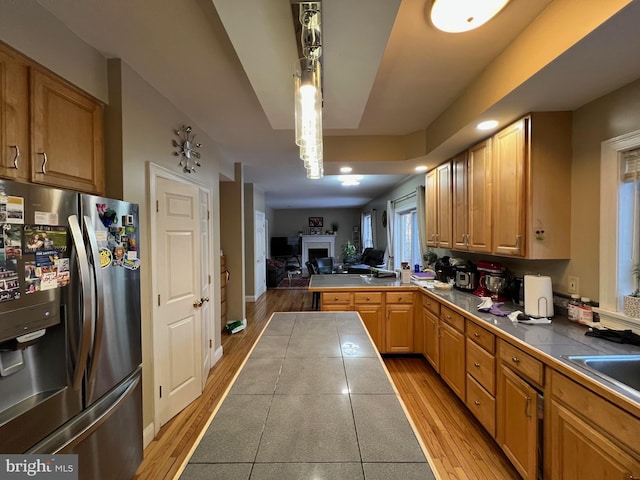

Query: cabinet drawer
[499,340,544,387]
[354,292,382,304]
[441,306,464,332]
[466,339,496,395]
[466,374,496,437]
[466,321,495,354]
[322,292,352,305]
[386,291,413,304]
[422,294,441,316]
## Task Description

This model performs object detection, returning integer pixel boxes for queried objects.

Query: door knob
[201,297,210,303]
[193,300,203,308]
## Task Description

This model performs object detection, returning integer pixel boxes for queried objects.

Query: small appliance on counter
[434,256,454,283]
[454,262,478,292]
[473,260,505,297]
[524,274,554,318]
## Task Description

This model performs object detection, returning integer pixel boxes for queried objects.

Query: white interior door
[154,176,202,426]
[255,210,266,298]
[199,188,212,387]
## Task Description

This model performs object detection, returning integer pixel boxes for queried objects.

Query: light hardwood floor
[134,288,519,480]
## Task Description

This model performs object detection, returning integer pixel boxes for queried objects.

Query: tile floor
[179,311,436,480]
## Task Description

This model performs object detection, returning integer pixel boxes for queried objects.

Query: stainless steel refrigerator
[0,180,142,479]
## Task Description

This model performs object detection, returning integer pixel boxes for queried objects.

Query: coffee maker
[473,260,506,298]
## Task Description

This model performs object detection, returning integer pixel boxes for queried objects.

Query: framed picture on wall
[308,216,323,227]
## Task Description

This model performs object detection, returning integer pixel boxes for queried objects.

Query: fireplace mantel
[301,235,336,266]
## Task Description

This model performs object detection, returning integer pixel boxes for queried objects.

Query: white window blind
[622,147,640,182]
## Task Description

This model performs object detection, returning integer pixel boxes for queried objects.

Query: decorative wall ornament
[173,125,202,173]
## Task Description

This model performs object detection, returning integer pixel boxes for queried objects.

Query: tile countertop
[309,274,640,416]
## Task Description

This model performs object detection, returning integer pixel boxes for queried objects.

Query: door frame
[147,162,216,435]
[254,210,266,299]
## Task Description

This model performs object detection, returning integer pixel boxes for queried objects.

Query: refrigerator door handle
[68,215,93,390]
[83,215,105,386]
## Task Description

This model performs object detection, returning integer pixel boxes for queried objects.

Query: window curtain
[385,200,395,270]
[416,185,427,266]
[371,209,377,248]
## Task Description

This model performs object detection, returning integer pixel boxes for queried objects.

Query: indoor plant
[623,264,640,318]
[341,241,357,264]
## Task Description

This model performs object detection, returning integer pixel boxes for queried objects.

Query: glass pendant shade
[294,59,322,148]
[430,0,510,33]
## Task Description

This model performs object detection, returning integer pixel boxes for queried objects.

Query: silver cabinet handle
[10,145,19,169]
[515,234,521,249]
[38,151,48,174]
[474,362,480,368]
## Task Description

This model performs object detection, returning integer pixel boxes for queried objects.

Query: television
[270,236,301,257]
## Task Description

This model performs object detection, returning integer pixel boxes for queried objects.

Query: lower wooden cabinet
[496,362,541,480]
[549,370,640,479]
[439,320,465,399]
[384,292,414,353]
[549,401,640,479]
[354,292,383,350]
[422,307,440,372]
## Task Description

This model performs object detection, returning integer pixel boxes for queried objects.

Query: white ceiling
[37,0,640,208]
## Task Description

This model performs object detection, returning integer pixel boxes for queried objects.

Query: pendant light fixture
[293,2,323,179]
[430,0,510,33]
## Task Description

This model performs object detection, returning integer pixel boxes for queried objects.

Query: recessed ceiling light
[340,166,353,173]
[477,120,499,130]
[430,0,510,33]
[414,165,428,172]
[339,174,362,186]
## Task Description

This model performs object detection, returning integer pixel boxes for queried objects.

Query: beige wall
[569,76,640,299]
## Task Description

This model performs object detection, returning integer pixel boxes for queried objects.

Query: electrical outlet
[568,276,578,294]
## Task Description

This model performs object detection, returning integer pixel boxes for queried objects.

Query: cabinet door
[436,161,452,248]
[385,304,414,353]
[550,400,640,480]
[355,304,384,351]
[492,118,526,256]
[468,138,492,253]
[452,152,468,250]
[31,69,104,194]
[439,321,465,399]
[0,46,29,181]
[497,364,539,480]
[425,169,438,248]
[422,308,440,372]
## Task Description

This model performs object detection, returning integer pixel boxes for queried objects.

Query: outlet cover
[568,276,578,294]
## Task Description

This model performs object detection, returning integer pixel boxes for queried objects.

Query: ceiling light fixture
[414,165,428,172]
[293,2,323,179]
[340,166,353,173]
[339,175,362,186]
[477,119,499,130]
[430,0,510,33]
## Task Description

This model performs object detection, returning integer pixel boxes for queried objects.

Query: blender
[473,260,506,298]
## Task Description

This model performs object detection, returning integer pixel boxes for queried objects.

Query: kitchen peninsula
[309,274,640,479]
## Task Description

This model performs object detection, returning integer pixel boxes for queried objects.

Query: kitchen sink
[563,354,640,399]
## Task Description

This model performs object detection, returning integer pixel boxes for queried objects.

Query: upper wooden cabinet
[0,45,30,181]
[452,140,492,253]
[492,112,571,258]
[0,43,104,194]
[425,161,452,249]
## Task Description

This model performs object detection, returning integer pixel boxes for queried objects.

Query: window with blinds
[622,147,640,182]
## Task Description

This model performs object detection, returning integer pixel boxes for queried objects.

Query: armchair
[315,257,335,274]
[347,248,386,274]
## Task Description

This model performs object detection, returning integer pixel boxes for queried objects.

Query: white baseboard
[245,294,256,302]
[143,422,155,448]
